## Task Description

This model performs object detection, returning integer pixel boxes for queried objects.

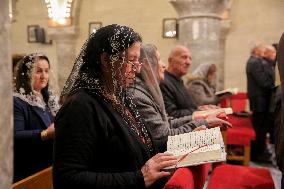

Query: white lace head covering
[60,24,154,155]
[13,53,60,116]
[137,44,167,121]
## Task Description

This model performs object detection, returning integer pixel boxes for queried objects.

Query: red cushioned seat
[164,164,211,189]
[230,92,247,113]
[207,164,275,189]
[227,115,255,146]
[220,93,256,165]
[164,167,194,189]
[227,114,252,127]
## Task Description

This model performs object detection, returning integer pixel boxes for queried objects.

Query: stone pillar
[0,0,13,188]
[49,27,77,91]
[170,0,230,89]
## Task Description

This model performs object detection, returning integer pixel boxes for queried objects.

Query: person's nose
[42,72,48,79]
[185,58,191,66]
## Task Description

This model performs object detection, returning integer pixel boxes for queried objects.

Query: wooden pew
[12,167,53,189]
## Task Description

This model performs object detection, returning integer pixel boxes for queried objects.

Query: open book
[192,107,233,120]
[215,87,238,97]
[166,127,226,168]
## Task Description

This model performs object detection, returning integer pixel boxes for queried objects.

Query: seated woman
[53,24,177,189]
[13,53,60,182]
[186,63,221,106]
[129,44,232,152]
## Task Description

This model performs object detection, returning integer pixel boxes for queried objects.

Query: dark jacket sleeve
[247,58,274,89]
[53,95,145,189]
[134,90,206,152]
[275,32,284,172]
[14,97,42,141]
[160,82,195,117]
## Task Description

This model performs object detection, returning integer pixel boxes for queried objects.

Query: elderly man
[246,43,275,163]
[160,45,204,118]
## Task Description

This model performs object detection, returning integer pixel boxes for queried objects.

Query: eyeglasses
[125,59,142,72]
[126,59,142,66]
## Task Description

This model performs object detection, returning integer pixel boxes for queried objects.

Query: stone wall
[224,0,284,91]
[10,0,284,91]
[0,0,13,188]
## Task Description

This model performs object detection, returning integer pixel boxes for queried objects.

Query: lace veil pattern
[60,24,154,155]
[13,53,60,116]
[137,44,168,122]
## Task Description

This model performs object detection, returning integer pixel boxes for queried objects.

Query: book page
[166,127,226,168]
[215,87,238,96]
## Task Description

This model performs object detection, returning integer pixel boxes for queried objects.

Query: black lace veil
[61,24,154,155]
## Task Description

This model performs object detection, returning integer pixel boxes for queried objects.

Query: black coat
[14,97,54,182]
[276,32,284,172]
[160,71,197,118]
[53,89,164,189]
[246,56,275,112]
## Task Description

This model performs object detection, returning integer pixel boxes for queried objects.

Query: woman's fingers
[141,153,177,187]
[154,171,172,179]
[193,125,207,131]
[156,159,177,170]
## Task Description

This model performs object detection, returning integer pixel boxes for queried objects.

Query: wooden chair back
[12,167,53,189]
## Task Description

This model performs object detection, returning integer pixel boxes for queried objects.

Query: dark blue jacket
[14,96,54,182]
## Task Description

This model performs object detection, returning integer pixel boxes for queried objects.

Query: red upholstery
[230,92,248,113]
[220,97,230,109]
[191,163,211,189]
[220,93,256,146]
[164,168,194,189]
[227,115,255,146]
[164,164,211,189]
[220,92,248,113]
[207,164,275,189]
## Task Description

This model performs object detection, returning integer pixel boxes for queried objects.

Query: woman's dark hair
[14,54,50,104]
[81,24,142,76]
[12,54,26,72]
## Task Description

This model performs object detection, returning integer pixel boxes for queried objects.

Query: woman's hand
[193,125,207,131]
[206,117,232,130]
[198,105,219,110]
[41,123,55,140]
[141,153,177,188]
[46,123,55,139]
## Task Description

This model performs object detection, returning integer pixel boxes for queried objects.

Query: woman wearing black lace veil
[13,53,59,182]
[53,24,177,189]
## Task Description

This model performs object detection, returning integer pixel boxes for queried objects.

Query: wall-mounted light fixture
[162,18,178,38]
[44,0,73,27]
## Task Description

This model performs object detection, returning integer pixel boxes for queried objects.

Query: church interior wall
[10,0,284,92]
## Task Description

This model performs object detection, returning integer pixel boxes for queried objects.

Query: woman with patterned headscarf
[53,24,177,189]
[13,53,60,182]
[186,63,220,106]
